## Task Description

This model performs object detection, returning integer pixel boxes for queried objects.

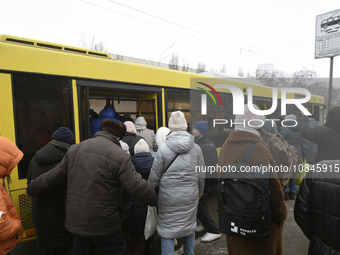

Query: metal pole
[328,56,334,110]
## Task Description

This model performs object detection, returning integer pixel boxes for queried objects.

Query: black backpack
[218,143,273,238]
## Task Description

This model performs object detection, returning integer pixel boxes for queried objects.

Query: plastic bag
[144,206,158,240]
[295,160,310,186]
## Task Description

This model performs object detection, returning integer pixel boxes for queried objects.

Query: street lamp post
[158,43,175,67]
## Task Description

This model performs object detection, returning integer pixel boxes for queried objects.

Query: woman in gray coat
[148,111,205,255]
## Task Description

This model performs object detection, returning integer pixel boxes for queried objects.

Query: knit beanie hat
[155,127,170,147]
[326,106,340,120]
[284,114,297,120]
[168,111,187,132]
[134,139,150,154]
[52,127,75,145]
[234,104,265,129]
[193,121,208,136]
[124,121,137,135]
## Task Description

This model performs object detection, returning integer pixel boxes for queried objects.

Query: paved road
[11,190,308,255]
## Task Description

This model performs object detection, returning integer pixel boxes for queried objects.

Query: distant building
[110,53,197,73]
[257,63,274,76]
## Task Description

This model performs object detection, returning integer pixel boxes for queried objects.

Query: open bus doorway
[79,87,160,141]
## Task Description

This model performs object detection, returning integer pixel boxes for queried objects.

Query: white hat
[168,111,187,132]
[235,104,265,129]
[155,127,170,147]
[284,114,297,121]
[134,139,150,154]
[124,121,137,135]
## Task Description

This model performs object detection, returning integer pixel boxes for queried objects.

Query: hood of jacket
[285,121,299,132]
[135,117,147,130]
[93,131,121,147]
[34,142,67,165]
[99,108,116,118]
[309,119,321,128]
[227,130,264,144]
[0,137,24,178]
[325,112,340,132]
[165,131,195,154]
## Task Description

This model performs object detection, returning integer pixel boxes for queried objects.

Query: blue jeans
[161,232,195,255]
[284,178,296,193]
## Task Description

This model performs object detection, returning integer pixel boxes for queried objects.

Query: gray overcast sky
[1,0,340,78]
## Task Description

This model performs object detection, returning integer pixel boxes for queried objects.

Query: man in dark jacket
[304,115,320,164]
[279,114,310,200]
[27,127,74,255]
[192,121,221,242]
[299,106,340,163]
[26,120,157,255]
[294,160,340,254]
[279,114,310,159]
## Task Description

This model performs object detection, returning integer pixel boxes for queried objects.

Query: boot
[143,246,153,255]
[289,192,296,200]
[284,191,289,200]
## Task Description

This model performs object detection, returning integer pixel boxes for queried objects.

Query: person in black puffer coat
[27,127,75,255]
[294,160,340,255]
[299,106,340,163]
[122,121,148,157]
[130,139,155,255]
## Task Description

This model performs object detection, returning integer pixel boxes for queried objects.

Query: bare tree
[196,62,206,73]
[78,31,107,52]
[250,69,289,88]
[250,68,338,107]
[169,53,179,70]
[238,67,244,77]
[182,59,189,72]
[220,64,226,73]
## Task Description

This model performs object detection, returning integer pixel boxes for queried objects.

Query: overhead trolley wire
[80,0,315,71]
[130,0,314,69]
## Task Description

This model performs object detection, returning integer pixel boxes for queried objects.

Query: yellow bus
[0,34,325,241]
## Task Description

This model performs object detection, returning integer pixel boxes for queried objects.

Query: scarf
[50,140,71,151]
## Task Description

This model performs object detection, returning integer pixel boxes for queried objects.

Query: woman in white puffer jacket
[148,111,205,255]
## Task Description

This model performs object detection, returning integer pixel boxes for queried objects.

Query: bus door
[77,82,162,140]
[138,93,159,132]
[257,101,267,111]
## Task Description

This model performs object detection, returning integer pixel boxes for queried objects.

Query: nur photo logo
[197,82,312,116]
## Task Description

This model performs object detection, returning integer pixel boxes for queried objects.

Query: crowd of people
[1,104,340,255]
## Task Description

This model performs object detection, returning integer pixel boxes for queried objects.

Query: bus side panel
[0,73,16,141]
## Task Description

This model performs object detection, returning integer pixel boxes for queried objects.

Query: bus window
[167,90,191,110]
[12,74,74,179]
[314,106,320,122]
[139,99,156,131]
[166,90,191,126]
